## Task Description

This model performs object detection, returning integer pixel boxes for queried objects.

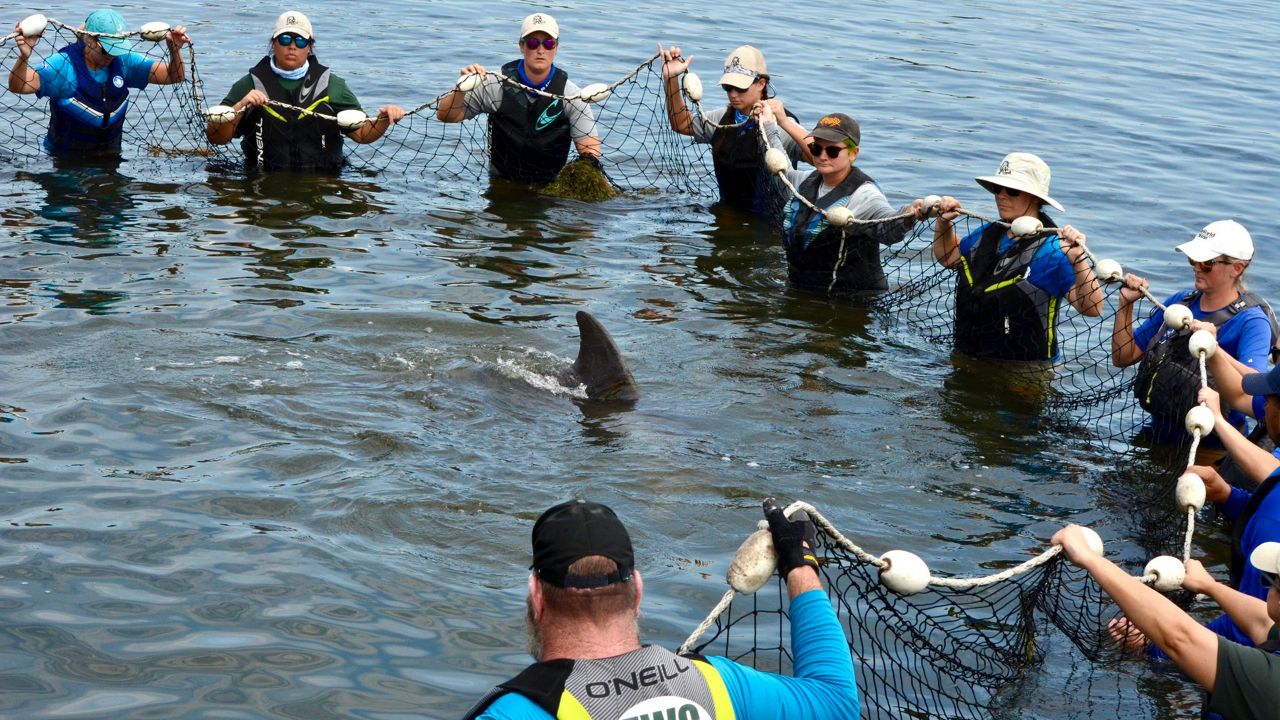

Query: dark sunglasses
[275,33,311,49]
[1188,257,1231,271]
[522,37,557,50]
[807,142,846,159]
[991,186,1023,198]
[1263,572,1280,592]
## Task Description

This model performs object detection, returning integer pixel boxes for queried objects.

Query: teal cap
[85,9,133,56]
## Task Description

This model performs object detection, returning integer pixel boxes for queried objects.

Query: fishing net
[0,18,210,165]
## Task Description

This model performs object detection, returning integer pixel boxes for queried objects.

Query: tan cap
[1176,220,1254,262]
[975,152,1064,213]
[273,10,313,39]
[720,45,766,90]
[1249,542,1280,577]
[520,13,559,40]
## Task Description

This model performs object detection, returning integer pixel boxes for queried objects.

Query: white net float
[1188,329,1218,359]
[1094,258,1123,283]
[1176,472,1207,511]
[825,206,855,228]
[336,109,368,131]
[1185,405,1215,436]
[1164,303,1193,331]
[19,13,48,37]
[763,147,790,175]
[726,528,777,595]
[682,72,704,102]
[204,105,237,125]
[878,549,930,595]
[578,83,612,104]
[139,22,170,42]
[922,194,941,219]
[454,72,483,93]
[1010,215,1043,238]
[1144,555,1186,592]
[1077,525,1105,555]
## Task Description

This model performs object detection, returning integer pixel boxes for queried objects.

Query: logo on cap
[730,55,739,65]
[531,14,544,24]
[1198,229,1216,240]
[819,115,842,127]
[287,15,298,25]
[997,160,1011,175]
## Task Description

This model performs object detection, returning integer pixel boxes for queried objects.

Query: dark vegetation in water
[539,157,619,202]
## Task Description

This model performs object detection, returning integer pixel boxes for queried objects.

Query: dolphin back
[569,311,639,403]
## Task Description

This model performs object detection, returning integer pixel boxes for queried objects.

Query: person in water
[206,11,405,172]
[658,42,805,216]
[7,9,191,156]
[758,106,923,295]
[931,153,1103,361]
[464,499,859,719]
[1111,220,1272,444]
[437,12,602,184]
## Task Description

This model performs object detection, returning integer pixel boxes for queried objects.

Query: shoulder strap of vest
[679,652,737,720]
[462,658,574,720]
[1229,470,1280,588]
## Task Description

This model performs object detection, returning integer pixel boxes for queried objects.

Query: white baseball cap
[520,13,559,40]
[975,152,1064,213]
[719,45,767,90]
[1176,219,1254,262]
[273,10,313,39]
[1250,542,1280,579]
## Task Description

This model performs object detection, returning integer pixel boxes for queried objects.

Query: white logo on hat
[997,160,1011,175]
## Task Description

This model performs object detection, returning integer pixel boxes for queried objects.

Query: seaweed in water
[539,157,619,202]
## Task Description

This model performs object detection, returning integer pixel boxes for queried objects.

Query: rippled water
[1,1,1277,718]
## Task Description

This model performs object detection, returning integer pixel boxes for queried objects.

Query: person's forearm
[1214,417,1280,485]
[932,221,959,267]
[1068,259,1103,316]
[1209,350,1253,416]
[663,78,692,136]
[1199,581,1276,645]
[575,135,601,159]
[8,56,37,93]
[785,566,821,599]
[350,113,391,144]
[1111,304,1139,366]
[436,91,465,122]
[166,47,185,83]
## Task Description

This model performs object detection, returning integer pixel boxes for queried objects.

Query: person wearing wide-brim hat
[7,9,191,156]
[931,152,1103,362]
[757,106,924,295]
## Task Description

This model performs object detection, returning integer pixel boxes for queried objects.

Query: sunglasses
[991,186,1023,198]
[1263,572,1280,593]
[1189,257,1231,271]
[522,37,557,50]
[807,142,846,159]
[275,33,311,49]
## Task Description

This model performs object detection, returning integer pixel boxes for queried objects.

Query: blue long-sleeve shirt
[476,588,858,719]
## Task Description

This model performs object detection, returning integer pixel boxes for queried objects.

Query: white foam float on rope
[336,109,368,130]
[454,72,482,93]
[763,147,790,175]
[1094,258,1124,283]
[19,13,47,37]
[1010,215,1043,238]
[1164,303,1193,331]
[1188,329,1218,359]
[139,22,170,42]
[878,549,930,595]
[921,194,941,219]
[826,206,855,228]
[682,72,704,102]
[204,105,237,125]
[1176,472,1207,511]
[1185,405,1215,436]
[1145,555,1186,592]
[1078,525,1105,555]
[577,83,612,104]
[726,528,777,594]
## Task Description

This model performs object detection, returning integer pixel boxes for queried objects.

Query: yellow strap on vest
[691,659,736,720]
[959,255,974,288]
[263,105,287,123]
[298,95,330,120]
[556,690,590,720]
[1046,296,1058,356]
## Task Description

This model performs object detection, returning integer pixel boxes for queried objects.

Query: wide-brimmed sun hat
[975,152,1064,213]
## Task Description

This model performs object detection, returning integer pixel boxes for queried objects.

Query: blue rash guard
[34,46,155,154]
[958,223,1077,300]
[476,589,858,719]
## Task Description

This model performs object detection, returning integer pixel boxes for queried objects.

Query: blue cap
[85,9,133,57]
[1241,365,1280,398]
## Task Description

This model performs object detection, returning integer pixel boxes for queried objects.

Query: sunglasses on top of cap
[523,36,557,50]
[276,32,310,49]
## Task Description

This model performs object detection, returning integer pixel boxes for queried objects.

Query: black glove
[763,499,818,577]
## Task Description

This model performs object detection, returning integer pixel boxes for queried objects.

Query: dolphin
[559,311,639,403]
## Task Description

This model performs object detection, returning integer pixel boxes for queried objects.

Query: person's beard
[524,595,543,660]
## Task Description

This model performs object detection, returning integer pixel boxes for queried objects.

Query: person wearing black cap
[464,499,859,719]
[758,105,923,295]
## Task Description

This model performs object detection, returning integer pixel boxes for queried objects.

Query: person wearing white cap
[1111,220,1273,444]
[931,153,1103,362]
[1053,526,1280,720]
[657,43,804,216]
[7,9,191,156]
[207,11,405,172]
[437,13,601,184]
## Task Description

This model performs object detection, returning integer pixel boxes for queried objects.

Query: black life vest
[463,647,735,720]
[1134,290,1277,422]
[710,107,796,215]
[489,60,572,183]
[953,215,1060,361]
[238,56,345,172]
[781,167,884,294]
[46,41,130,155]
[1229,470,1280,590]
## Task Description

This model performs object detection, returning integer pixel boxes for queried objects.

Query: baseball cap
[975,152,1064,213]
[84,9,133,57]
[1175,220,1253,263]
[1241,365,1280,398]
[719,45,766,90]
[273,10,313,40]
[531,500,634,589]
[810,113,861,146]
[520,13,559,40]
[1249,542,1280,587]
